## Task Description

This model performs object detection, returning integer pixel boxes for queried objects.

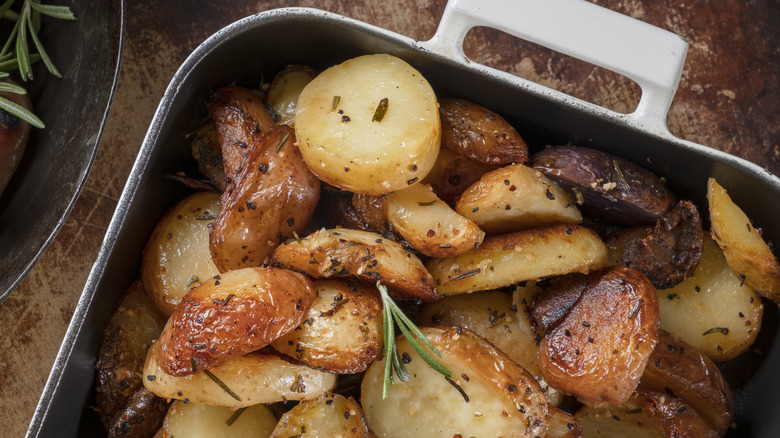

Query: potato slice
[154,267,316,376]
[426,224,608,295]
[658,235,763,362]
[384,183,484,257]
[144,345,336,407]
[271,279,383,373]
[272,228,437,302]
[295,54,440,195]
[267,64,317,126]
[270,393,370,438]
[162,400,277,438]
[708,177,780,302]
[534,266,660,407]
[361,327,549,438]
[141,191,221,315]
[547,407,583,438]
[422,148,499,206]
[456,163,582,234]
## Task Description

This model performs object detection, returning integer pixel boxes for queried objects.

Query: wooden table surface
[1,0,777,436]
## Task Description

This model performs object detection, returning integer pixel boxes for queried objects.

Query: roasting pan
[27,0,780,436]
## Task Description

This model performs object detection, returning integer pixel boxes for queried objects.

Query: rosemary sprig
[377,282,452,399]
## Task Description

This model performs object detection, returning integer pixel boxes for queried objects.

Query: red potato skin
[0,82,32,195]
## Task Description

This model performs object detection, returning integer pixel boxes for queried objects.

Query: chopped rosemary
[330,95,340,112]
[225,407,247,426]
[203,369,242,401]
[190,357,198,373]
[185,276,200,287]
[378,282,451,399]
[372,97,389,122]
[275,132,290,154]
[417,200,437,206]
[613,160,631,190]
[449,268,481,281]
[703,327,730,336]
[195,213,217,220]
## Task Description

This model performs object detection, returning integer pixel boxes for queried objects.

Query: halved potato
[141,191,221,315]
[426,224,608,295]
[456,163,581,234]
[144,345,336,408]
[708,177,780,302]
[162,400,277,438]
[361,327,549,438]
[272,228,437,302]
[270,279,383,374]
[267,64,317,125]
[384,183,484,257]
[295,54,440,195]
[422,148,498,206]
[658,235,763,362]
[270,393,370,438]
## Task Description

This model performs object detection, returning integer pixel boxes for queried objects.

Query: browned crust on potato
[422,148,499,206]
[546,406,583,438]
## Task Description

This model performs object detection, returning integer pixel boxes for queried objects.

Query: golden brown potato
[439,98,528,165]
[270,393,370,438]
[351,193,394,236]
[162,400,277,438]
[144,345,337,407]
[267,64,317,126]
[189,120,228,191]
[640,330,732,435]
[272,228,437,302]
[658,236,763,362]
[209,125,320,271]
[295,54,440,195]
[207,85,277,178]
[708,177,780,302]
[271,279,383,374]
[361,327,549,438]
[422,148,499,206]
[574,389,720,438]
[456,163,582,234]
[154,267,316,376]
[384,183,484,257]
[426,224,608,295]
[96,280,170,438]
[142,191,221,315]
[534,266,660,407]
[546,407,583,438]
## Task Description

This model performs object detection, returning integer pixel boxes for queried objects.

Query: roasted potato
[658,235,763,362]
[0,80,32,195]
[456,163,582,234]
[384,183,484,257]
[708,177,780,302]
[144,345,337,407]
[271,279,383,374]
[270,393,370,438]
[426,224,608,295]
[295,54,440,195]
[96,280,170,438]
[207,85,277,178]
[272,228,437,302]
[351,193,395,236]
[362,327,549,438]
[154,267,316,376]
[162,400,277,438]
[533,266,660,407]
[439,98,528,165]
[189,120,228,192]
[267,64,317,126]
[210,125,320,271]
[532,146,676,225]
[422,148,499,206]
[141,191,221,315]
[546,407,583,438]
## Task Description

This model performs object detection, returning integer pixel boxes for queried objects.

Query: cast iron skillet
[27,2,779,436]
[0,0,124,303]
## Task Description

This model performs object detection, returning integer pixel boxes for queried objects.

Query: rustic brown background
[1,0,777,436]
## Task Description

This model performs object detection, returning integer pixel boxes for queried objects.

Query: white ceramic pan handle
[420,0,689,134]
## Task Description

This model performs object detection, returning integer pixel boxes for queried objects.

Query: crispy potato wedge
[208,85,277,178]
[210,125,320,271]
[574,389,720,438]
[142,191,221,315]
[534,266,660,407]
[272,228,437,302]
[270,393,370,438]
[547,407,583,438]
[456,163,582,234]
[271,279,383,373]
[96,280,170,438]
[155,267,316,376]
[640,330,732,435]
[295,54,440,195]
[708,177,780,302]
[267,64,317,126]
[189,120,228,191]
[144,345,336,407]
[162,400,277,438]
[362,327,549,438]
[384,183,484,257]
[422,148,499,206]
[439,98,528,165]
[426,224,608,295]
[658,235,763,362]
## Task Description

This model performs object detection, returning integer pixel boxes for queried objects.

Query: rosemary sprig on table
[377,282,452,399]
[0,0,76,128]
